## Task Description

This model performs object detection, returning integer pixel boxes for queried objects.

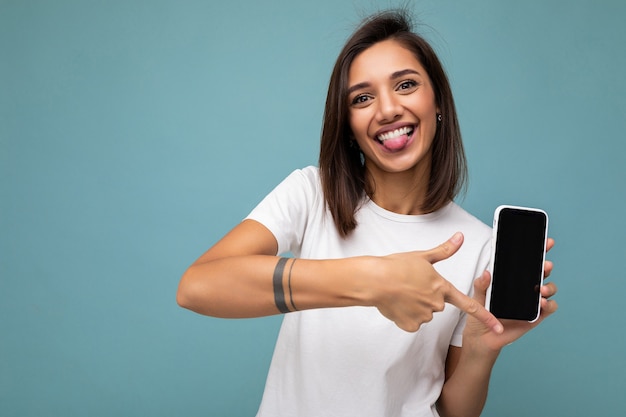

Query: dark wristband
[273,257,290,314]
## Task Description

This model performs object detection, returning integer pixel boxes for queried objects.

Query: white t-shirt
[247,166,492,417]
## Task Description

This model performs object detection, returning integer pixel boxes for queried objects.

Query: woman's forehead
[348,40,428,84]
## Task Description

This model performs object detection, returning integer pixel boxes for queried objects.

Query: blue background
[2,0,625,415]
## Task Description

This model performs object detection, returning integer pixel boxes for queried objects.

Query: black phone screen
[490,207,547,321]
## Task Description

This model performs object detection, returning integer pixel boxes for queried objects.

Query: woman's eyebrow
[391,68,420,79]
[347,69,422,96]
[347,81,370,96]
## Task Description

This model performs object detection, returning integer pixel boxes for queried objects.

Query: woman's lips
[376,125,415,151]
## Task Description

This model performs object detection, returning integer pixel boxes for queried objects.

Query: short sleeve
[245,166,320,256]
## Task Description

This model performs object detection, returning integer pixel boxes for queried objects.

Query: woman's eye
[397,80,418,91]
[351,94,371,106]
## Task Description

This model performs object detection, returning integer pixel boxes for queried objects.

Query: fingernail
[451,232,462,244]
[494,323,504,334]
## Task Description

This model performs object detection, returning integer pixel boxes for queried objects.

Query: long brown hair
[319,10,467,237]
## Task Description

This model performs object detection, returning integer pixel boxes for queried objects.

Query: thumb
[423,232,464,264]
[472,270,491,306]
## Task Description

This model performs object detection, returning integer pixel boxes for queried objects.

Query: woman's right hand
[371,232,503,334]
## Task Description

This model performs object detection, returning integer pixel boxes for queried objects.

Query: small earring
[436,113,443,123]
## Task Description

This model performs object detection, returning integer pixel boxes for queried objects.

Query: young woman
[177,10,557,417]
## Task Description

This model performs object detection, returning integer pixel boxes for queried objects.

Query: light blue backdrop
[2,0,625,415]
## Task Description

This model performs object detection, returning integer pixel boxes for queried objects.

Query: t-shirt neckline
[364,198,452,223]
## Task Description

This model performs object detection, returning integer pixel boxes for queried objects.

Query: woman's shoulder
[265,165,322,203]
[281,165,321,191]
[294,165,320,181]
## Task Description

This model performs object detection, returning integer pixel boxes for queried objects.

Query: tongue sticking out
[382,134,409,151]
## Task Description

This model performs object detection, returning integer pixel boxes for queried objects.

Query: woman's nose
[376,91,402,123]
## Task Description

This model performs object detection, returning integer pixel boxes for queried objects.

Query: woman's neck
[364,163,431,215]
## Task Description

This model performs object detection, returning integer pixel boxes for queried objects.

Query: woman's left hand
[462,238,558,353]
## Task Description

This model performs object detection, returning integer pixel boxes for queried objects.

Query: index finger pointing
[445,284,503,334]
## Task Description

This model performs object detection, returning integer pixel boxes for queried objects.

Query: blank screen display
[490,208,547,321]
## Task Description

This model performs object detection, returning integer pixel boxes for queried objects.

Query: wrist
[461,334,502,363]
[352,256,386,307]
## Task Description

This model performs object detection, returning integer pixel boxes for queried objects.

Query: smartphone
[486,205,548,322]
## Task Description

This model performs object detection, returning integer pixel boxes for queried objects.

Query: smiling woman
[176,9,558,417]
[346,39,440,208]
[320,17,468,236]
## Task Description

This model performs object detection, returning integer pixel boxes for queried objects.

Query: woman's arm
[436,240,558,417]
[177,221,503,333]
[437,343,496,417]
[176,219,373,318]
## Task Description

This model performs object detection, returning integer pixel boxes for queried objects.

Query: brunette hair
[319,10,467,237]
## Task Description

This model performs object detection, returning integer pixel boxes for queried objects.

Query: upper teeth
[377,126,413,142]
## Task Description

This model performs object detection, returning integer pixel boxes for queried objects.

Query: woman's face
[347,39,439,178]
